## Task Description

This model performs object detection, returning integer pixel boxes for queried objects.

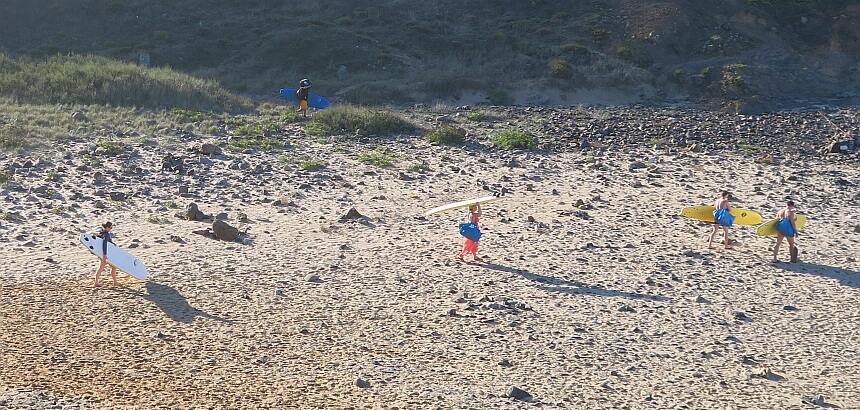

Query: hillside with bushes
[0,0,857,111]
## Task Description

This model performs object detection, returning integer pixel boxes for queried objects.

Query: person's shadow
[132,282,229,323]
[481,262,670,301]
[773,262,860,288]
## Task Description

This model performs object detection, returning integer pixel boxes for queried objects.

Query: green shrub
[488,90,512,105]
[0,54,251,112]
[0,123,30,150]
[548,59,574,79]
[491,130,535,149]
[306,106,416,136]
[465,112,488,121]
[96,140,123,156]
[357,149,395,167]
[300,159,327,170]
[172,108,207,122]
[424,126,466,145]
[0,170,11,182]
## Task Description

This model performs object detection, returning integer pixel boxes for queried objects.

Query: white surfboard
[425,195,507,216]
[79,233,148,280]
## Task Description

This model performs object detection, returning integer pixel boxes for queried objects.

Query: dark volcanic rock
[212,219,239,241]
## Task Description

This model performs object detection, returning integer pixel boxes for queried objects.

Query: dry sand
[1,109,859,409]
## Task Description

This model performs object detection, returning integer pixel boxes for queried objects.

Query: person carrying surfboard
[708,191,734,249]
[772,201,800,262]
[93,221,119,287]
[458,204,482,262]
[296,79,311,117]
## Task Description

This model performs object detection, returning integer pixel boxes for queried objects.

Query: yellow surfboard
[756,214,807,236]
[425,195,507,216]
[680,205,763,226]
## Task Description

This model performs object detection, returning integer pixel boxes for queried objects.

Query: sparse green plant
[721,63,748,93]
[439,154,453,162]
[739,143,763,153]
[146,215,171,224]
[226,137,283,152]
[300,159,327,171]
[406,162,431,173]
[95,140,123,156]
[165,200,179,209]
[465,112,488,121]
[357,149,395,167]
[491,130,536,150]
[0,170,12,182]
[424,126,466,145]
[172,108,207,122]
[237,212,248,221]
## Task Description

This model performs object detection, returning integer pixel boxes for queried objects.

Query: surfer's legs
[298,100,308,116]
[94,258,107,286]
[459,239,479,261]
[722,226,731,249]
[773,234,784,261]
[110,266,119,286]
[708,224,719,248]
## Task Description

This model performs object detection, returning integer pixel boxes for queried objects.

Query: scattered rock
[695,296,711,304]
[339,207,363,222]
[185,202,209,221]
[505,386,532,401]
[200,142,222,156]
[355,378,370,389]
[304,274,321,282]
[212,219,239,241]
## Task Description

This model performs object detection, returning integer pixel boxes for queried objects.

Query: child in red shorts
[458,204,482,262]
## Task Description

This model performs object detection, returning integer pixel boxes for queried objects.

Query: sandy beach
[1,106,859,409]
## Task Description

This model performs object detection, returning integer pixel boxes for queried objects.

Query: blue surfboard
[279,88,332,109]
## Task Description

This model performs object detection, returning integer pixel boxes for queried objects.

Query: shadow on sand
[481,262,670,302]
[132,282,229,323]
[773,261,860,288]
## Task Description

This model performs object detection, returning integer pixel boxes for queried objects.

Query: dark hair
[786,201,794,207]
[721,190,730,198]
[102,221,113,229]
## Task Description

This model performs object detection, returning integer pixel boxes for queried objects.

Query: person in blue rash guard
[93,221,119,287]
[772,201,799,262]
[708,190,733,249]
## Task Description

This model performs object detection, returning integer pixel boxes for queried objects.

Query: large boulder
[212,219,239,241]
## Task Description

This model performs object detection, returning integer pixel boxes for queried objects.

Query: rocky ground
[0,105,858,409]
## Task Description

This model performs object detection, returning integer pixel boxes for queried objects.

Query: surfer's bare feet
[92,281,100,287]
[457,255,465,262]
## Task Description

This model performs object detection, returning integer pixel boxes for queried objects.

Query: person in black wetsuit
[93,221,119,287]
[296,78,311,117]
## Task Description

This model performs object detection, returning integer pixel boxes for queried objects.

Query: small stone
[854,225,860,234]
[339,207,363,221]
[695,296,711,304]
[783,305,799,311]
[355,378,370,388]
[304,274,321,282]
[178,185,189,195]
[505,386,531,401]
[498,359,512,367]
